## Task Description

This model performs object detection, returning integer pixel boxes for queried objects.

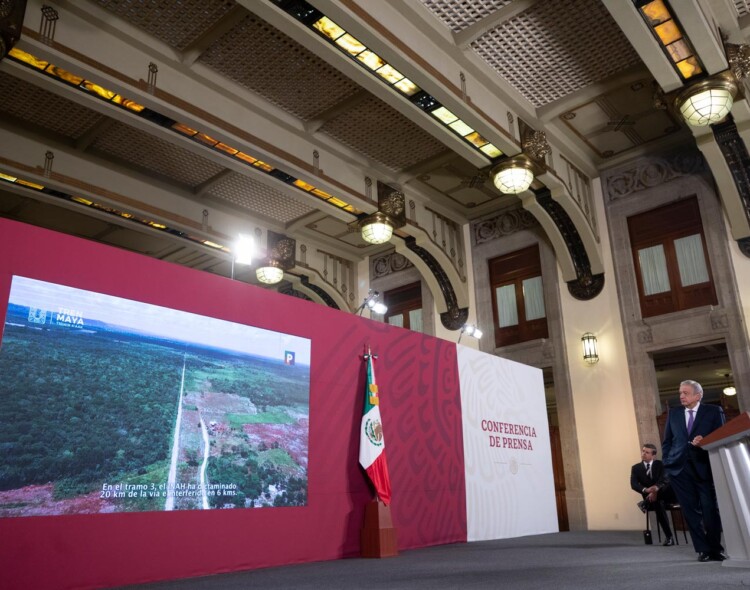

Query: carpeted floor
[121,531,750,590]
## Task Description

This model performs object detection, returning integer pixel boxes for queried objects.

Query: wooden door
[549,425,569,531]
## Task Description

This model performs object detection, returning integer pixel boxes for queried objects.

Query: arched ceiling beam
[394,225,469,330]
[536,171,603,276]
[520,187,604,301]
[287,266,349,311]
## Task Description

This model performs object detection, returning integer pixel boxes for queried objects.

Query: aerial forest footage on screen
[0,276,311,517]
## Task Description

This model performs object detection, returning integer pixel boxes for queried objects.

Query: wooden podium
[701,411,750,568]
[360,499,399,558]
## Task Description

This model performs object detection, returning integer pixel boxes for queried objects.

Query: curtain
[638,245,670,295]
[675,234,709,286]
[387,314,404,328]
[496,284,518,327]
[409,309,423,333]
[522,276,546,320]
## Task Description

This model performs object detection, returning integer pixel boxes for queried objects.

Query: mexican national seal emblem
[365,418,384,446]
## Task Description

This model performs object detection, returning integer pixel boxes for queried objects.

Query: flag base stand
[360,499,399,558]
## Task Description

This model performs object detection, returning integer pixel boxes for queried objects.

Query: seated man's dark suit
[630,459,673,539]
[662,401,725,557]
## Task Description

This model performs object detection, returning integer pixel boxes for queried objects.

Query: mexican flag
[359,352,392,505]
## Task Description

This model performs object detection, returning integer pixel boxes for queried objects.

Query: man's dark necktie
[646,463,651,478]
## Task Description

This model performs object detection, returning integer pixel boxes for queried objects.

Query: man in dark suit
[662,379,726,562]
[630,443,674,545]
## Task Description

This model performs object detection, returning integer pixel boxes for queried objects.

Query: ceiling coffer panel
[0,71,106,140]
[90,121,226,188]
[199,13,362,121]
[419,0,514,33]
[94,0,237,51]
[320,95,447,171]
[471,0,642,108]
[207,171,316,223]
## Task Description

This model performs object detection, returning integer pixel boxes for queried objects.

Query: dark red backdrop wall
[0,219,467,590]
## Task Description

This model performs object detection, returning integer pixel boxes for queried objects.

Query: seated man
[630,443,674,546]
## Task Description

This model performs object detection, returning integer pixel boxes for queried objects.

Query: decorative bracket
[0,0,27,59]
[533,188,605,300]
[403,237,468,330]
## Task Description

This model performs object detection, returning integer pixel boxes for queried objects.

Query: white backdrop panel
[458,346,558,541]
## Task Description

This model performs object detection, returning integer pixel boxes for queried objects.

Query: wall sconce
[581,332,599,365]
[358,181,406,245]
[458,323,483,344]
[255,232,295,286]
[356,289,388,316]
[491,155,536,194]
[674,73,738,127]
[722,373,737,397]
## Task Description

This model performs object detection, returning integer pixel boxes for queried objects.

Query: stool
[666,503,689,545]
[644,504,663,543]
[645,502,684,544]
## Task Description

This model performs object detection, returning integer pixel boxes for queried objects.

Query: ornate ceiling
[0,0,748,287]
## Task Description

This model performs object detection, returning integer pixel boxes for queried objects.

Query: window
[628,197,717,318]
[489,245,548,347]
[383,282,423,333]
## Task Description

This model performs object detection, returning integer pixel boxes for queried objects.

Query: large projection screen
[0,276,311,517]
[0,219,469,589]
[458,345,557,541]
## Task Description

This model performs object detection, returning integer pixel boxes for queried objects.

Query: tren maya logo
[28,305,85,328]
[27,307,47,325]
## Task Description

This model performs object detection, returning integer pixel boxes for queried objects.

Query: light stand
[356,290,388,316]
[458,323,483,344]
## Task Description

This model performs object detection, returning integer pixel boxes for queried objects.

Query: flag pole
[358,343,398,558]
[363,346,380,503]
